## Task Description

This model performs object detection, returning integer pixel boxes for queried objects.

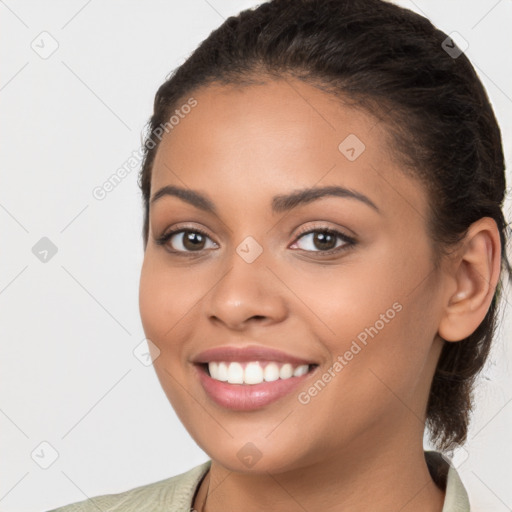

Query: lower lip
[195,364,316,411]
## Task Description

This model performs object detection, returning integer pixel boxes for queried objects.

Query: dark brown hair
[138,0,510,452]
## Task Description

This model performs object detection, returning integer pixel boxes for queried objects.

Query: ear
[438,217,502,342]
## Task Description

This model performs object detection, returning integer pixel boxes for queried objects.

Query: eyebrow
[150,184,379,214]
[272,185,379,213]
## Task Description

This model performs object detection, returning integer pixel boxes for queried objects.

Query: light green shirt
[47,451,470,511]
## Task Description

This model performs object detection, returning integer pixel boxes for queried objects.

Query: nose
[204,250,288,331]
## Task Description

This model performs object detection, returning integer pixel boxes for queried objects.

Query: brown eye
[179,231,207,251]
[156,228,218,253]
[311,231,337,251]
[291,228,355,254]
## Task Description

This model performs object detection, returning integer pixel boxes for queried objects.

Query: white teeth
[264,362,280,382]
[207,361,311,385]
[244,362,264,384]
[279,363,293,379]
[217,362,229,382]
[226,362,244,384]
[293,364,309,377]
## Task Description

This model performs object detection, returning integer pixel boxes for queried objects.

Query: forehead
[150,78,428,222]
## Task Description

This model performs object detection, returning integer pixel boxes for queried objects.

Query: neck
[193,431,445,512]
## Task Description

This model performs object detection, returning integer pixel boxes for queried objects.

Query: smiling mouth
[197,361,319,385]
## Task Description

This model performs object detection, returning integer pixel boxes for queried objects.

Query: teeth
[244,362,264,384]
[226,362,244,384]
[207,361,311,385]
[279,363,293,379]
[293,364,309,377]
[217,362,229,382]
[264,362,280,382]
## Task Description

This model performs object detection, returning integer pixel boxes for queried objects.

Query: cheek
[287,258,396,340]
[139,258,168,341]
[138,255,200,417]
[295,246,436,388]
[138,254,200,344]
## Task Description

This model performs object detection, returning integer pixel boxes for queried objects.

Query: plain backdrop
[1,1,511,511]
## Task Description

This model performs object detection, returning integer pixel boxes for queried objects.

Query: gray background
[1,1,511,511]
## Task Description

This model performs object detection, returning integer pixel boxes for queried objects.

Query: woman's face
[139,78,448,473]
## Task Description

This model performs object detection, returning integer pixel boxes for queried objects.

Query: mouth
[199,360,318,384]
[193,360,319,411]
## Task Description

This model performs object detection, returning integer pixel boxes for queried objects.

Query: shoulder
[46,460,211,512]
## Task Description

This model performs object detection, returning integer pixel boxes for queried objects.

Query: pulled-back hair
[138,0,510,452]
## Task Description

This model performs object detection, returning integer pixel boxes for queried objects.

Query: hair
[137,0,510,452]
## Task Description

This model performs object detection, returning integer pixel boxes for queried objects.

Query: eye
[290,227,355,255]
[155,224,356,256]
[155,226,218,253]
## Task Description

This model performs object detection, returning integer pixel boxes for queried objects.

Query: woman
[49,0,510,510]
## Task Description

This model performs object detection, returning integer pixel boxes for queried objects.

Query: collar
[425,450,471,511]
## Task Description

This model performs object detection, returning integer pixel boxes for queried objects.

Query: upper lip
[192,345,317,366]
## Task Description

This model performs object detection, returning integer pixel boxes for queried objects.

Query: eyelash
[155,224,357,257]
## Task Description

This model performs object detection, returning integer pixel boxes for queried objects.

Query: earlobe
[438,217,501,343]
